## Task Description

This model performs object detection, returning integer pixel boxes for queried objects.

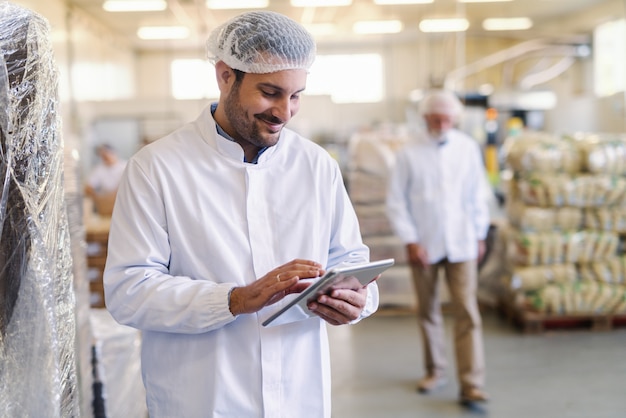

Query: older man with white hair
[386,90,491,405]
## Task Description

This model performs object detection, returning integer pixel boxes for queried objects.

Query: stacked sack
[346,125,417,309]
[502,132,626,316]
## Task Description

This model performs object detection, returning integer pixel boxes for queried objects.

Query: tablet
[262,258,394,327]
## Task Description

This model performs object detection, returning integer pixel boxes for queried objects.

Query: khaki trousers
[410,259,486,391]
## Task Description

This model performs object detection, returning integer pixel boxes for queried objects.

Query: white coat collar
[196,105,281,165]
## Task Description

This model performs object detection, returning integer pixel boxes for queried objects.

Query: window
[594,19,626,97]
[171,59,219,100]
[72,61,134,101]
[170,53,385,103]
[306,54,384,103]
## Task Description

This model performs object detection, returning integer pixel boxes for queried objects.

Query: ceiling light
[457,0,512,3]
[353,20,403,34]
[374,0,433,4]
[206,0,268,8]
[103,0,167,12]
[483,17,533,31]
[419,18,469,33]
[137,26,190,40]
[291,0,352,6]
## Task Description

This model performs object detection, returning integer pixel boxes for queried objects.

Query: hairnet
[419,90,464,117]
[206,11,316,74]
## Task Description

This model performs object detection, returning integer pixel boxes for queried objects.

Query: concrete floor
[328,310,626,418]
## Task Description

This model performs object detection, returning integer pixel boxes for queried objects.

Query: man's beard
[429,129,447,143]
[223,86,281,149]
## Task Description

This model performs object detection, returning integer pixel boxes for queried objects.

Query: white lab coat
[104,105,378,418]
[386,129,490,263]
[87,160,127,193]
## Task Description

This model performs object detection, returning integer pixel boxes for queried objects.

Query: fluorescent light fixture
[103,0,167,12]
[206,0,268,9]
[374,0,433,4]
[291,0,352,6]
[458,0,512,3]
[137,26,190,40]
[419,18,469,33]
[353,20,403,34]
[483,17,533,31]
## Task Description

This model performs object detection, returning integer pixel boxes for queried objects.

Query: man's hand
[407,243,429,268]
[306,284,371,326]
[228,259,323,316]
[478,239,486,263]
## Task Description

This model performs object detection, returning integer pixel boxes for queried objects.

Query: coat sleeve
[470,143,491,241]
[103,158,236,334]
[386,149,419,244]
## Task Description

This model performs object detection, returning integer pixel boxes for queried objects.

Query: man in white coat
[85,143,127,215]
[103,11,379,418]
[85,143,127,198]
[386,90,490,405]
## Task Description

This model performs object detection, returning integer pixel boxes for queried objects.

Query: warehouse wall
[11,0,626,166]
[11,0,137,171]
[83,35,526,144]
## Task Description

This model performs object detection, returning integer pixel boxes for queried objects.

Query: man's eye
[262,90,277,97]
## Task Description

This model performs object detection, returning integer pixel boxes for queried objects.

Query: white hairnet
[206,11,316,74]
[419,90,464,117]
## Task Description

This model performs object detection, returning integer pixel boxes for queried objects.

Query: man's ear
[215,61,234,91]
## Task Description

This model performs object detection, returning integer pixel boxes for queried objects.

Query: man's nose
[272,98,294,122]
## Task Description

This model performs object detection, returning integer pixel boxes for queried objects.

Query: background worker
[103,11,379,417]
[386,89,491,405]
[84,143,127,216]
[84,143,126,198]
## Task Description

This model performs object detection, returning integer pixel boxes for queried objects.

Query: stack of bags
[502,132,626,316]
[346,126,418,310]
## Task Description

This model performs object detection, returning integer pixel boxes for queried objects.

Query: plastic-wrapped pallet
[0,3,79,415]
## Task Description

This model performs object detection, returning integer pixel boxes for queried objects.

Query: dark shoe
[416,374,447,393]
[460,387,489,404]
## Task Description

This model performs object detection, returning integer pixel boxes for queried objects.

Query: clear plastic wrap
[65,135,95,416]
[0,2,78,416]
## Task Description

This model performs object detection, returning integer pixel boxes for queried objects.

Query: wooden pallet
[86,223,110,309]
[499,300,626,333]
